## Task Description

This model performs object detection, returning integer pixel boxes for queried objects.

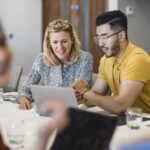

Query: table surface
[86,105,150,150]
[0,101,56,150]
[1,101,150,150]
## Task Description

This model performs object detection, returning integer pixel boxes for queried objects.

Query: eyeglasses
[93,30,123,44]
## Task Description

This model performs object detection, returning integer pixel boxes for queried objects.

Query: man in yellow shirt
[74,10,150,114]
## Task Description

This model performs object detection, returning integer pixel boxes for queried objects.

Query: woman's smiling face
[50,31,73,63]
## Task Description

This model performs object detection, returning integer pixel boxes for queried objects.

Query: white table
[86,105,150,150]
[0,101,56,150]
[1,102,150,150]
[110,122,150,150]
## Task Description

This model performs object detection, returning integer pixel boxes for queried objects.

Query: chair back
[3,66,23,92]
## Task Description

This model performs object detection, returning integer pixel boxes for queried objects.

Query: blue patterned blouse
[16,51,93,102]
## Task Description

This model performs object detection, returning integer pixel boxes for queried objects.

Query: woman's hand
[19,96,33,110]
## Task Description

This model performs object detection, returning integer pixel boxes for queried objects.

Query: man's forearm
[83,90,126,114]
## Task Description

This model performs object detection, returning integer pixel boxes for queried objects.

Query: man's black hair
[96,10,128,31]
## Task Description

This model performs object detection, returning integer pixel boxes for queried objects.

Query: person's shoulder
[129,43,150,60]
[36,52,44,58]
[79,50,93,59]
[35,52,44,61]
[129,42,148,56]
[33,52,45,66]
[125,43,150,67]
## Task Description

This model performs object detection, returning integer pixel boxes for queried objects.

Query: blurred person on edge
[0,22,12,86]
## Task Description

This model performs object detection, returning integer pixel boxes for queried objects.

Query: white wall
[108,0,118,11]
[118,0,150,54]
[0,0,42,76]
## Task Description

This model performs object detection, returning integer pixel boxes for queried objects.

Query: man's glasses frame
[94,30,123,44]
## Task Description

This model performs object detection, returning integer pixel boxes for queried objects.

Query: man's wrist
[81,89,89,105]
[82,89,89,98]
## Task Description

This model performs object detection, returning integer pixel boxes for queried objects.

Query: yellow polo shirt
[98,42,150,113]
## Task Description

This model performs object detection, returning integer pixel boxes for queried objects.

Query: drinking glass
[126,107,142,129]
[6,120,25,150]
[0,88,3,104]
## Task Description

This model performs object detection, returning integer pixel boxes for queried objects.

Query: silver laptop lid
[31,85,78,113]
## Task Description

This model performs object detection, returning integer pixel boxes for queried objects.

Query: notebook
[31,85,78,113]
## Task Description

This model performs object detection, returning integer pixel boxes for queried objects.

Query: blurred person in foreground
[0,22,12,86]
[16,19,93,110]
[0,21,12,150]
[73,10,150,114]
[31,100,116,150]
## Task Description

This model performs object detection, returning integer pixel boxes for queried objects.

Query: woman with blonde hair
[17,19,93,109]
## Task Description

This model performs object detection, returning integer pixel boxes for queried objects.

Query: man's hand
[19,96,33,110]
[70,79,89,104]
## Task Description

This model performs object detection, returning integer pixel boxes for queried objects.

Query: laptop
[31,85,78,113]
